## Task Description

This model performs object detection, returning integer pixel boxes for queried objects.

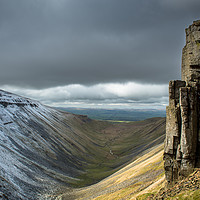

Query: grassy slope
[71,117,165,187]
[59,144,165,200]
[61,137,199,200]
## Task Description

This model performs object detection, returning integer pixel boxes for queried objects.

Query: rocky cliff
[164,20,200,185]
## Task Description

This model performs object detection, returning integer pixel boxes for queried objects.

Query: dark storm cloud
[0,0,200,88]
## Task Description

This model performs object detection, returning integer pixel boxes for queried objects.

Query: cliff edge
[164,20,200,185]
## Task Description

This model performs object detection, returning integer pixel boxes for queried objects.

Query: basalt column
[164,20,200,185]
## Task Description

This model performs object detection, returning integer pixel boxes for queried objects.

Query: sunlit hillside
[58,144,165,200]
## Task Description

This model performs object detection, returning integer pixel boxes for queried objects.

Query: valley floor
[53,143,200,200]
[54,144,165,200]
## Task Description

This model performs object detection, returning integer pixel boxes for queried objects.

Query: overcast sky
[0,0,200,109]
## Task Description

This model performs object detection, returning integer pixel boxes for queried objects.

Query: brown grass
[60,144,165,200]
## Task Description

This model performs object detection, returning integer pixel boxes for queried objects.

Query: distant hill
[56,107,166,121]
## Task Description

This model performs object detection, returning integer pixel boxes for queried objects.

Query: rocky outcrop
[151,170,200,199]
[164,20,200,185]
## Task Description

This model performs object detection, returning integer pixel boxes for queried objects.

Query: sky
[0,0,200,109]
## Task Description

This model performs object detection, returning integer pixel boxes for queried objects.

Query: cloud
[160,0,200,10]
[104,83,167,99]
[0,0,199,88]
[0,0,198,110]
[1,82,168,109]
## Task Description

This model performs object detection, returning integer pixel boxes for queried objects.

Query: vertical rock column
[164,80,185,184]
[180,87,198,177]
[164,20,200,185]
[182,20,200,83]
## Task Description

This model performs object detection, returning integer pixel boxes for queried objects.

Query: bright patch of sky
[2,82,168,109]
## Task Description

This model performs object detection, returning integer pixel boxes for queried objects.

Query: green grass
[72,166,117,187]
[68,116,165,187]
[136,193,154,200]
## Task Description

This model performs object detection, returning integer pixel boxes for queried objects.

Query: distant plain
[56,108,166,122]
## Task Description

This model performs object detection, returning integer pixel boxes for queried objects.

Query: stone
[164,20,200,185]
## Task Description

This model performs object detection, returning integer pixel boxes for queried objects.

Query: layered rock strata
[164,20,200,185]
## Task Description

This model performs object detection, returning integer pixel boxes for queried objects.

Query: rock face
[164,20,200,185]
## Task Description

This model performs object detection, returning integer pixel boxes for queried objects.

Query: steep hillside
[0,90,165,199]
[59,142,200,200]
[59,144,165,200]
